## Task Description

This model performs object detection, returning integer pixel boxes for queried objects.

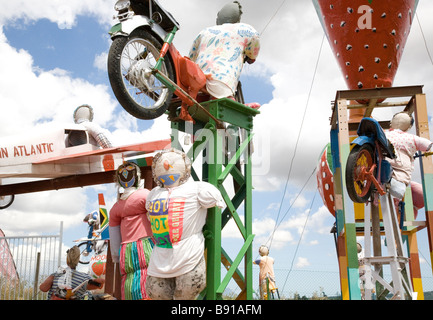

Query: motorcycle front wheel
[345,144,376,203]
[108,29,175,120]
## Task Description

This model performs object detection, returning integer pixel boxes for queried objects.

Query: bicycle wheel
[346,144,376,203]
[78,241,93,265]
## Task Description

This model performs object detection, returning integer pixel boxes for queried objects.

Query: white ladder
[361,193,414,300]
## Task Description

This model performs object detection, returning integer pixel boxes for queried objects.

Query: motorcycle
[108,0,179,120]
[345,117,395,203]
[108,0,235,124]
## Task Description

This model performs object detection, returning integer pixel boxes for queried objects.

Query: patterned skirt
[119,237,154,300]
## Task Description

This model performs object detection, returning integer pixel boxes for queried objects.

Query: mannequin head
[66,246,80,269]
[73,104,94,124]
[115,161,141,189]
[390,111,413,132]
[216,1,242,25]
[152,149,191,188]
[258,245,269,257]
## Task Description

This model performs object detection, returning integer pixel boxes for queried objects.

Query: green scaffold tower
[170,97,259,300]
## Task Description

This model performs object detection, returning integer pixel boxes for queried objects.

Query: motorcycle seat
[178,56,207,97]
[357,117,395,159]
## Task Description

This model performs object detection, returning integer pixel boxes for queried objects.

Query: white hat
[390,112,413,132]
[258,245,269,256]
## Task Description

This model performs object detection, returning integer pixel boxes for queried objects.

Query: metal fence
[223,266,433,300]
[2,221,432,300]
[0,223,63,300]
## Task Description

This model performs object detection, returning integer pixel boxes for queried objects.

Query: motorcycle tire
[345,144,376,203]
[108,29,175,120]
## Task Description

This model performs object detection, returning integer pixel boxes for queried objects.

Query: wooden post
[414,94,433,271]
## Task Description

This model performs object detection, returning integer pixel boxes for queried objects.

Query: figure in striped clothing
[39,246,104,300]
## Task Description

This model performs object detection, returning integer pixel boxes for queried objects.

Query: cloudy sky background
[0,0,433,293]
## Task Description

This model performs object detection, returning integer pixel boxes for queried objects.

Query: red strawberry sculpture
[316,144,335,216]
[91,260,106,277]
[313,0,418,92]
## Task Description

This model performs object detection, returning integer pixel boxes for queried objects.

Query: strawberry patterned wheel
[345,144,376,203]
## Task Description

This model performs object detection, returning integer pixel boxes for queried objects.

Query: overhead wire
[251,1,326,291]
[267,33,325,252]
[415,12,433,67]
[260,0,287,36]
[263,167,317,248]
[280,189,318,293]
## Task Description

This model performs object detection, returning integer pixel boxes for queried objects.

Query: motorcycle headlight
[114,0,130,11]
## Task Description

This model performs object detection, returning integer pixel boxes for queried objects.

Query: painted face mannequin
[152,149,191,188]
[216,1,242,25]
[116,162,141,189]
[390,112,413,132]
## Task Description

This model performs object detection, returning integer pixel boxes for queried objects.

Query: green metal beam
[170,97,257,300]
[217,234,255,294]
[219,186,247,239]
[218,133,253,183]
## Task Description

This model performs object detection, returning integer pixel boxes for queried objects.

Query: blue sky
[1,0,433,296]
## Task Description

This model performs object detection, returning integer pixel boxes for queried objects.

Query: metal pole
[33,252,41,300]
[58,221,63,267]
[371,201,384,298]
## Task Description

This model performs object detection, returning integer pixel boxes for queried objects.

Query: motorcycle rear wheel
[345,144,376,203]
[108,29,175,120]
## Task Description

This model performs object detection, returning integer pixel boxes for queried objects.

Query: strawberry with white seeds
[313,0,418,91]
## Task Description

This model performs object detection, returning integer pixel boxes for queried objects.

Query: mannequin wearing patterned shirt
[188,1,260,101]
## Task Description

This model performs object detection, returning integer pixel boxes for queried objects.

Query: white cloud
[222,215,296,250]
[295,256,310,269]
[0,30,118,137]
[110,115,172,147]
[0,188,87,236]
[93,51,108,72]
[226,201,334,251]
[0,0,113,29]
